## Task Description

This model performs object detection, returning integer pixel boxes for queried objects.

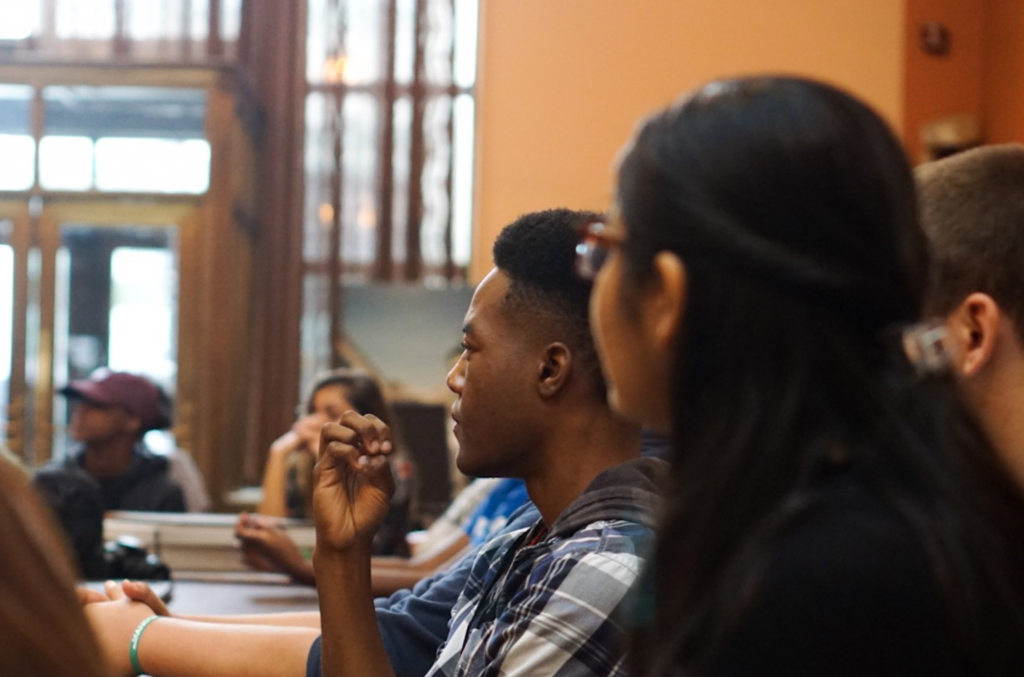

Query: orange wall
[982,0,1024,144]
[902,0,984,164]
[471,0,905,280]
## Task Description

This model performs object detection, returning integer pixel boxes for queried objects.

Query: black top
[33,445,185,577]
[35,444,185,513]
[708,471,977,676]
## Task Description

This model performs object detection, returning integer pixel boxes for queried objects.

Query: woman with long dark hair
[238,368,414,584]
[581,76,1024,676]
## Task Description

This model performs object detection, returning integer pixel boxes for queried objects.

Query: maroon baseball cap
[60,370,170,431]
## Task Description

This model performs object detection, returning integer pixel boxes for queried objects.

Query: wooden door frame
[23,197,199,465]
[0,201,30,461]
[0,63,273,507]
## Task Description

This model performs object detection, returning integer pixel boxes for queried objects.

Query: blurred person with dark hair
[33,370,192,576]
[79,209,662,677]
[34,369,186,513]
[585,76,1024,676]
[257,368,409,522]
[238,367,414,583]
[310,208,660,677]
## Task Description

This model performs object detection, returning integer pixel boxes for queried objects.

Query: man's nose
[446,355,466,393]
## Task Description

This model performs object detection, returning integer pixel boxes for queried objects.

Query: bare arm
[237,512,470,592]
[260,413,330,517]
[258,431,303,517]
[143,620,318,677]
[177,611,322,628]
[314,412,399,677]
[97,580,324,628]
[84,598,319,677]
[236,514,318,586]
[83,583,319,677]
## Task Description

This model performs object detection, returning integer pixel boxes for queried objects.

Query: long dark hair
[617,77,1024,675]
[306,368,395,428]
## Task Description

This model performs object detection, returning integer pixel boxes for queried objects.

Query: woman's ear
[537,342,572,398]
[645,251,687,351]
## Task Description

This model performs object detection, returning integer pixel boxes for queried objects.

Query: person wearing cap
[34,370,186,514]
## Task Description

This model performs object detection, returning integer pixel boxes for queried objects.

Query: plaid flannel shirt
[425,457,665,677]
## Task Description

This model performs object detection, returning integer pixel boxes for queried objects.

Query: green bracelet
[129,615,161,676]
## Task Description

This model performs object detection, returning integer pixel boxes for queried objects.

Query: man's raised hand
[313,411,396,555]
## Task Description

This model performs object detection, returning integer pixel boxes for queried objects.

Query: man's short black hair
[916,144,1024,341]
[492,208,605,392]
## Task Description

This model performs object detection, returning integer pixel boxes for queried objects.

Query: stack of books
[104,511,316,574]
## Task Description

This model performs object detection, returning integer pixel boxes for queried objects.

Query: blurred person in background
[584,76,1024,676]
[0,450,108,677]
[237,368,414,582]
[916,144,1024,486]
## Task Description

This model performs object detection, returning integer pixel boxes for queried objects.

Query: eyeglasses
[575,221,625,281]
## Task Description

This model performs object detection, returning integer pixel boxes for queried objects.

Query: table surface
[84,572,320,616]
[169,578,320,616]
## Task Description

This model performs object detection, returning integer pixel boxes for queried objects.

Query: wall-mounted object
[920,22,951,56]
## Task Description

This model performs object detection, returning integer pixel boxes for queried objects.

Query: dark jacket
[35,444,186,513]
[33,445,184,578]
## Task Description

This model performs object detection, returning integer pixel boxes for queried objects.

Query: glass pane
[453,0,479,88]
[0,85,36,190]
[56,0,116,39]
[391,97,412,263]
[56,225,178,389]
[126,0,187,40]
[39,136,94,191]
[308,0,386,85]
[0,3,40,40]
[305,0,331,83]
[42,87,209,193]
[0,135,35,190]
[394,0,416,85]
[451,93,474,266]
[221,0,244,43]
[95,138,210,193]
[51,246,70,458]
[23,247,41,458]
[189,0,211,39]
[341,94,380,270]
[420,96,451,270]
[303,91,333,262]
[0,85,34,136]
[43,86,208,140]
[109,247,177,390]
[425,0,453,85]
[344,0,385,85]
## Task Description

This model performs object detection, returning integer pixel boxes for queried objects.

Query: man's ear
[645,251,687,352]
[945,293,1002,378]
[537,342,572,398]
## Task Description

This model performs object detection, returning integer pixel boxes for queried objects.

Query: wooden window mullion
[404,0,428,281]
[374,0,399,281]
